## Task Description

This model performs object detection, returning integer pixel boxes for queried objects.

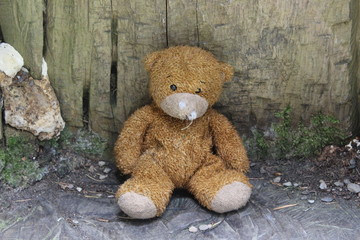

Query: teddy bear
[114,46,251,219]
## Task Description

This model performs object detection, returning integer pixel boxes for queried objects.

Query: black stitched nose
[195,88,202,94]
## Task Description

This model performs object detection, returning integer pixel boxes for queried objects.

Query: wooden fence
[0,0,359,142]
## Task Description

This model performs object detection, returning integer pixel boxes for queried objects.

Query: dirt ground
[1,141,360,239]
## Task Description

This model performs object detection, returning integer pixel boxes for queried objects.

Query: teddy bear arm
[114,106,154,174]
[209,111,250,172]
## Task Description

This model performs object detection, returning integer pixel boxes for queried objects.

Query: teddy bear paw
[211,181,251,213]
[118,192,157,219]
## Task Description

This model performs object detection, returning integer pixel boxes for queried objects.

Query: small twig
[86,174,104,182]
[249,177,264,180]
[273,203,298,211]
[270,182,283,187]
[84,195,101,198]
[96,218,110,222]
[14,199,32,203]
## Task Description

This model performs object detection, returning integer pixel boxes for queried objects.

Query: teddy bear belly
[143,143,210,187]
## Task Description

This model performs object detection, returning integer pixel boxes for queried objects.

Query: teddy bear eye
[170,84,177,91]
[195,88,202,94]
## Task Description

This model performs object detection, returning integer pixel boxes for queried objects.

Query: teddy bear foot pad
[118,192,157,219]
[211,181,252,213]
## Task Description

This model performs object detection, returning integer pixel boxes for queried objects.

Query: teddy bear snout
[160,93,208,121]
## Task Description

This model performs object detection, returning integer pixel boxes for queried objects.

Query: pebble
[321,196,334,203]
[350,158,356,165]
[67,184,74,189]
[283,182,292,187]
[103,167,111,174]
[273,176,281,183]
[308,199,315,204]
[98,174,108,180]
[343,195,352,200]
[98,161,106,167]
[300,196,308,200]
[72,219,79,224]
[188,226,198,233]
[199,224,212,231]
[293,183,299,187]
[301,190,310,195]
[260,166,267,174]
[88,165,96,173]
[334,181,344,187]
[347,182,360,193]
[319,180,327,190]
[250,162,256,167]
[76,187,82,192]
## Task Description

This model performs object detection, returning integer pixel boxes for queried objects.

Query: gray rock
[283,182,292,187]
[334,181,344,187]
[98,161,106,167]
[350,158,356,165]
[308,199,315,204]
[319,180,327,190]
[199,224,212,231]
[188,226,198,233]
[321,196,334,203]
[347,183,360,193]
[273,177,281,183]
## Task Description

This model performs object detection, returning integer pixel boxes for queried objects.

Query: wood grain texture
[167,0,198,46]
[194,0,354,133]
[44,0,89,128]
[113,0,167,133]
[0,0,359,140]
[0,0,43,79]
[87,0,113,139]
[351,0,360,134]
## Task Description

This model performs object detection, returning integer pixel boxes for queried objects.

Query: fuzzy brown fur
[114,46,251,219]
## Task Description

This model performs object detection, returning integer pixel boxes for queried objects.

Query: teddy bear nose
[179,101,187,110]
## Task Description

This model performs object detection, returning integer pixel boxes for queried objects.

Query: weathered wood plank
[194,0,354,133]
[0,0,359,140]
[113,0,167,132]
[351,0,360,134]
[44,0,89,128]
[167,0,198,46]
[0,0,43,79]
[87,0,113,139]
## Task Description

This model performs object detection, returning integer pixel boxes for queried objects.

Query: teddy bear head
[145,46,233,121]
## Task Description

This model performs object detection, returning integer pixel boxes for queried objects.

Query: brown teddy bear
[114,46,251,219]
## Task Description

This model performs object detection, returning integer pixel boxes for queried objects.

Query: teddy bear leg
[187,157,251,213]
[116,159,174,219]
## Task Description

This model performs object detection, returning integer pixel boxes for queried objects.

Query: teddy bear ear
[144,51,162,72]
[219,62,234,82]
